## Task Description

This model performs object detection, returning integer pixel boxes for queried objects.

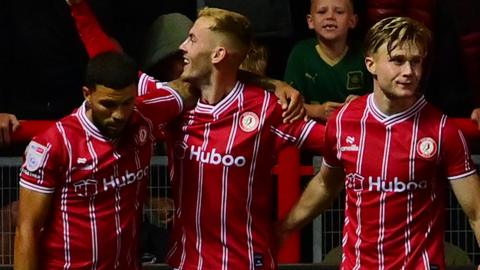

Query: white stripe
[246,92,269,270]
[89,197,98,270]
[220,92,242,270]
[19,179,55,193]
[296,120,316,148]
[138,73,148,96]
[177,117,195,222]
[56,122,72,269]
[352,107,369,270]
[422,250,430,269]
[112,158,122,269]
[270,126,297,143]
[437,115,447,164]
[85,137,99,270]
[335,101,350,161]
[458,129,472,171]
[180,227,187,269]
[377,126,391,270]
[195,123,210,270]
[134,150,142,210]
[402,114,420,269]
[448,170,477,180]
[77,102,109,142]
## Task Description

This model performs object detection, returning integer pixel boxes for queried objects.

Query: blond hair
[364,17,432,56]
[198,7,253,61]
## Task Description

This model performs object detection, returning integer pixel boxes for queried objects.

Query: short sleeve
[322,113,342,168]
[442,119,476,180]
[19,130,65,194]
[136,80,183,135]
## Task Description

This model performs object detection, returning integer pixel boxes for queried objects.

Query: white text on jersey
[189,145,246,167]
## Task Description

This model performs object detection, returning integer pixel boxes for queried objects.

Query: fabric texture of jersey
[323,94,476,270]
[284,38,371,104]
[19,77,182,270]
[165,82,322,270]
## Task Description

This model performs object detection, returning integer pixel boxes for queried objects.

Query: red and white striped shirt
[165,82,323,270]
[323,94,476,270]
[19,80,182,270]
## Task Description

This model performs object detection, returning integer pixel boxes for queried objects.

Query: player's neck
[199,71,237,105]
[372,88,419,116]
[316,38,349,66]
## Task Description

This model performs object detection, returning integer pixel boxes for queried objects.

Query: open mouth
[323,24,337,30]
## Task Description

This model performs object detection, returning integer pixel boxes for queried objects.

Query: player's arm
[67,0,122,57]
[0,113,19,147]
[14,187,53,270]
[450,173,480,246]
[278,164,344,243]
[471,108,480,130]
[166,79,198,109]
[238,70,305,123]
[305,102,343,123]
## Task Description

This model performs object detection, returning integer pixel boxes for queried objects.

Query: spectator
[284,0,372,122]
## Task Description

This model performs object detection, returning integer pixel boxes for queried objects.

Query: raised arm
[67,0,122,57]
[14,187,53,270]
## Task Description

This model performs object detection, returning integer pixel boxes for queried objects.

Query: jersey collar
[195,81,243,118]
[76,101,111,142]
[367,93,427,126]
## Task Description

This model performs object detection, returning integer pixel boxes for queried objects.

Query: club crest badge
[25,141,48,171]
[416,137,437,159]
[239,112,259,132]
[136,126,148,145]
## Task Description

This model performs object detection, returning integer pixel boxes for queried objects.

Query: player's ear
[365,56,376,76]
[83,86,93,103]
[212,46,226,64]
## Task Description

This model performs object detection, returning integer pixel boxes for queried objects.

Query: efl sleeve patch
[25,141,49,172]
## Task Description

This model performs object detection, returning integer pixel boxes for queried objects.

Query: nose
[402,62,414,76]
[326,8,335,19]
[179,38,188,51]
[111,107,129,122]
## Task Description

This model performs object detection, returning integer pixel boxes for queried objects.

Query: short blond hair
[364,17,432,56]
[198,7,253,59]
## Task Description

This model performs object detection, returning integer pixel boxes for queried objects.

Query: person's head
[179,7,253,84]
[364,16,432,100]
[83,51,138,139]
[239,42,268,76]
[142,13,193,81]
[307,0,357,44]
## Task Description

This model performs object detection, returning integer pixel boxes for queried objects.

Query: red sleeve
[271,115,322,150]
[19,126,66,194]
[322,113,342,168]
[69,1,122,58]
[136,84,183,133]
[442,118,477,180]
[301,123,325,154]
[137,72,177,96]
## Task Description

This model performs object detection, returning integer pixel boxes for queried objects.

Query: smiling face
[83,84,137,139]
[307,0,357,43]
[178,16,218,85]
[366,42,424,102]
